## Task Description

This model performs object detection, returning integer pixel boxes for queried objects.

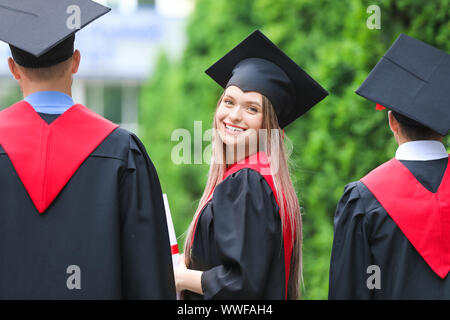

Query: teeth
[225,124,244,132]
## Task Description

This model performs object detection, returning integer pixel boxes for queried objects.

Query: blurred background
[0,0,449,299]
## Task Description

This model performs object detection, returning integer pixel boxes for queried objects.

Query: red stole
[361,157,450,278]
[0,101,119,214]
[191,152,293,298]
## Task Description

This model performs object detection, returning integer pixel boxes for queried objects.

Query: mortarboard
[0,0,110,68]
[205,30,328,129]
[356,33,450,136]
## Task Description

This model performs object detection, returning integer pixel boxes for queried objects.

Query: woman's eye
[247,106,258,113]
[224,100,233,105]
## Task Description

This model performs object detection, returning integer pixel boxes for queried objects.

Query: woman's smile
[223,122,247,135]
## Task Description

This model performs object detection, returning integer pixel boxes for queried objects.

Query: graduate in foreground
[0,0,175,299]
[329,34,450,299]
[174,30,328,299]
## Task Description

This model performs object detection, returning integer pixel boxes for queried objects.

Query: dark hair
[392,111,442,141]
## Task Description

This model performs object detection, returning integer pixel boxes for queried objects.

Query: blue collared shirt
[24,91,74,115]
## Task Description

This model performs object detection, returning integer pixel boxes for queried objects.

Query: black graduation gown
[186,168,286,300]
[0,111,176,299]
[329,158,450,299]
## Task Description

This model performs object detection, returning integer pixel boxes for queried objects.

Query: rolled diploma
[163,194,181,299]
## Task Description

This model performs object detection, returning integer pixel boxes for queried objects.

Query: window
[85,81,139,133]
[104,85,123,124]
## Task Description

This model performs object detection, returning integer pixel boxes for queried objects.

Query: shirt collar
[395,140,449,161]
[24,91,74,115]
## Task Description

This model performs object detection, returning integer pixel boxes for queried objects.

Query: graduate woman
[174,30,328,299]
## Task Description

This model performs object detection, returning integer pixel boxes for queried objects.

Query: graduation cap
[356,33,450,136]
[0,0,110,68]
[205,30,328,129]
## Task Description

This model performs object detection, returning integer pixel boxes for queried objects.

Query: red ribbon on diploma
[171,244,179,255]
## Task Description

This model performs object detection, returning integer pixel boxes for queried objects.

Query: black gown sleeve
[201,168,282,299]
[328,181,373,300]
[119,134,176,299]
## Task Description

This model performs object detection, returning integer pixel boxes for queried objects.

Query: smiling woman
[174,30,328,300]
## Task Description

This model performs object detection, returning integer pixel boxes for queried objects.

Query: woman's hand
[174,254,188,292]
[173,253,204,295]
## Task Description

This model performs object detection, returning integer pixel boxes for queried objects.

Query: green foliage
[0,83,22,111]
[139,0,450,299]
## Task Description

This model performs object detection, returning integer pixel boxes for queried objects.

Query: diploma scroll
[163,194,181,299]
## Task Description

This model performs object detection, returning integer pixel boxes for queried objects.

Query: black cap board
[356,33,450,136]
[205,30,329,129]
[0,0,110,67]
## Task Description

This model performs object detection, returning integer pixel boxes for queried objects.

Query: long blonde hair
[184,92,302,299]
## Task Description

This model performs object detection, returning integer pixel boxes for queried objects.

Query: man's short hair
[17,58,73,82]
[393,111,443,141]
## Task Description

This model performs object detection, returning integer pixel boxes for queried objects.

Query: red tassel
[376,104,386,110]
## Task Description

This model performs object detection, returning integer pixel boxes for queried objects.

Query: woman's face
[215,85,264,150]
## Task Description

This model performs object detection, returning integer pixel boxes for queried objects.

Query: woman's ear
[8,57,21,80]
